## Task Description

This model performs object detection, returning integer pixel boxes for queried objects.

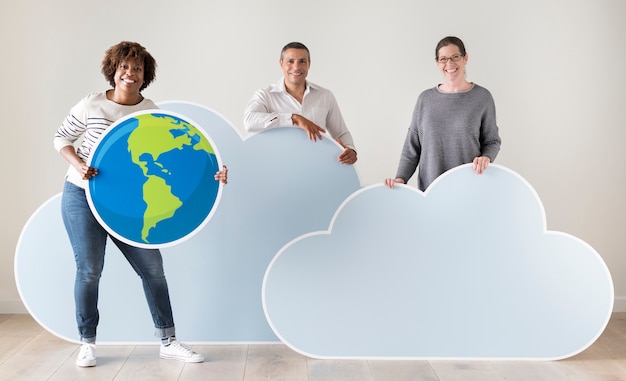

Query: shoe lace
[80,344,95,358]
[170,340,194,355]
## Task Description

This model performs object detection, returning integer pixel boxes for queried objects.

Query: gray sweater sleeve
[477,89,501,161]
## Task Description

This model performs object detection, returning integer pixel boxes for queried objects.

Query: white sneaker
[76,343,96,367]
[160,339,204,363]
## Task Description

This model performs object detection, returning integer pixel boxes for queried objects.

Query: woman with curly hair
[54,41,228,367]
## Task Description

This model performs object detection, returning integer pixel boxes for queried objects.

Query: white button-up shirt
[243,78,355,150]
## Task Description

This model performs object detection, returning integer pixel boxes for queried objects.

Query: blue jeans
[61,181,176,341]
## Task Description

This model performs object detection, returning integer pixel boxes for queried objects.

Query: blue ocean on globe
[87,111,221,248]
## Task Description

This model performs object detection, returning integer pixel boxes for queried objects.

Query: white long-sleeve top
[243,78,355,151]
[53,91,158,188]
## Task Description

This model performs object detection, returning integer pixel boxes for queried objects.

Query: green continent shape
[126,113,214,242]
[141,176,182,242]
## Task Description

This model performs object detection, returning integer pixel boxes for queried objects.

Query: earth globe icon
[86,110,222,248]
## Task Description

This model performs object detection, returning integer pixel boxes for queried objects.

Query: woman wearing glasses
[384,36,501,191]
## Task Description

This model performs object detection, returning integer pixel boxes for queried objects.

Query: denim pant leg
[61,181,108,341]
[111,238,176,339]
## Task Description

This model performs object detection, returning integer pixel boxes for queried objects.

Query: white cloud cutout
[262,164,614,360]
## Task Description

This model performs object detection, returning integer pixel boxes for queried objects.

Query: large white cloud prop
[262,164,613,360]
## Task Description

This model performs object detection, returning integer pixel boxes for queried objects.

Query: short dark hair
[435,36,466,60]
[101,41,157,91]
[280,42,310,60]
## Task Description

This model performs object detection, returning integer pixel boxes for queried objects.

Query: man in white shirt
[244,42,357,165]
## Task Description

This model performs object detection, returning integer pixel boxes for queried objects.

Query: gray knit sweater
[395,84,501,191]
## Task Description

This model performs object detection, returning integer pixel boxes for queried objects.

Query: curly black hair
[101,41,157,91]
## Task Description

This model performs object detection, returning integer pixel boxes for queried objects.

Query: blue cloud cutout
[15,101,361,343]
[262,164,613,360]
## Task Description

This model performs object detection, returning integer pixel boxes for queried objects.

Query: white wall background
[1,0,624,313]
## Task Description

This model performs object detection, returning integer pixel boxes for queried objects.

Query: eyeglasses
[437,54,464,64]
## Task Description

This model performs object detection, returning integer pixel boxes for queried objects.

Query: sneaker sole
[76,360,96,367]
[159,354,204,363]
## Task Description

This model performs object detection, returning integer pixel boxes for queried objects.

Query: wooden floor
[0,313,625,381]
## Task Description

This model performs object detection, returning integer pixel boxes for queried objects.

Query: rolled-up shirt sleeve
[324,91,355,151]
[244,88,293,131]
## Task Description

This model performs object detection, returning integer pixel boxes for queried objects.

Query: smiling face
[436,44,468,83]
[280,48,310,88]
[114,59,144,95]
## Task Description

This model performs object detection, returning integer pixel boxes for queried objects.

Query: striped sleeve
[53,97,88,153]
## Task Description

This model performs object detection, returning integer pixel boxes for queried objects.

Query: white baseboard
[2,298,626,315]
[0,300,28,314]
[612,296,626,312]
